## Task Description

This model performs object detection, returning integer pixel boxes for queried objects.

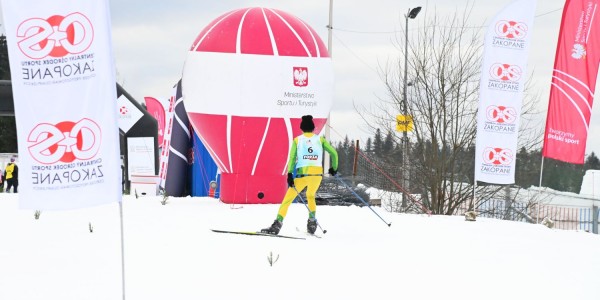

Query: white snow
[1,193,599,300]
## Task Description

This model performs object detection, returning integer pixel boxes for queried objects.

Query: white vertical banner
[158,84,177,189]
[474,0,537,184]
[127,137,156,179]
[1,0,122,210]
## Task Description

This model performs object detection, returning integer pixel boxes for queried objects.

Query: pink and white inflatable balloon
[183,7,334,204]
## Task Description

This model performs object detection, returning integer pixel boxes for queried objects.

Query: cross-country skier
[262,115,338,235]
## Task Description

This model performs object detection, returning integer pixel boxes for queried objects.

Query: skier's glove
[287,173,295,187]
[328,168,337,176]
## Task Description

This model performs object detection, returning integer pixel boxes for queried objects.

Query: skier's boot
[307,218,317,234]
[261,219,282,235]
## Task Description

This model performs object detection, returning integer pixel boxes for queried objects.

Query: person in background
[0,166,3,192]
[4,158,18,193]
[262,115,338,235]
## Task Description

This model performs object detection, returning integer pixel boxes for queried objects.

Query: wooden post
[352,140,359,177]
[352,140,359,186]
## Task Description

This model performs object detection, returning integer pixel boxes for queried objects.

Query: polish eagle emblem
[293,67,308,87]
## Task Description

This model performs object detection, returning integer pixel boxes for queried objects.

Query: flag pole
[472,181,477,212]
[119,201,126,300]
[536,156,545,224]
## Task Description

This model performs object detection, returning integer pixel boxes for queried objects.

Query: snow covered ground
[1,193,599,300]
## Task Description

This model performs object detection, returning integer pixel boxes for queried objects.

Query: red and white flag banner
[1,0,121,210]
[474,0,537,184]
[542,0,600,164]
[158,83,177,189]
[144,96,166,146]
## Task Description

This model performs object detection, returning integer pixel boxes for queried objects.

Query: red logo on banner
[27,119,102,164]
[495,20,528,39]
[293,67,308,87]
[483,147,513,166]
[490,63,522,82]
[16,13,94,59]
[486,105,517,124]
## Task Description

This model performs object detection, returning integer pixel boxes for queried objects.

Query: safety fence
[453,199,600,233]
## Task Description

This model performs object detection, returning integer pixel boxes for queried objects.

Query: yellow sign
[396,115,413,132]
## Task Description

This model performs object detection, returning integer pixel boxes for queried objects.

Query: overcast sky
[3,1,600,156]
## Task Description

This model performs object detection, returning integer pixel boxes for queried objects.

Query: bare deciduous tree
[356,4,542,215]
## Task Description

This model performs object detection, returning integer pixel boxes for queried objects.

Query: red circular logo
[490,63,522,82]
[483,147,513,166]
[27,119,102,164]
[16,12,94,59]
[486,105,517,124]
[495,20,528,39]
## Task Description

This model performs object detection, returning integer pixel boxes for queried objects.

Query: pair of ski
[211,228,321,240]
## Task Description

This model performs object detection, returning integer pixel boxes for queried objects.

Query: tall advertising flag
[1,0,122,209]
[474,0,537,184]
[543,0,600,164]
[163,80,192,197]
[144,96,167,146]
[158,85,176,190]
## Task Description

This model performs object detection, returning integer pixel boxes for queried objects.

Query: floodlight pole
[402,7,421,209]
[324,0,333,172]
[328,0,333,55]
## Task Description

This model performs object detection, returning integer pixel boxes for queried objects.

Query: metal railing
[453,199,599,233]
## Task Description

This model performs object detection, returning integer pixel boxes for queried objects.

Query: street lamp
[401,6,421,209]
[324,0,333,173]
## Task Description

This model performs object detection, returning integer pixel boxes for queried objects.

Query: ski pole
[293,186,327,234]
[334,174,392,227]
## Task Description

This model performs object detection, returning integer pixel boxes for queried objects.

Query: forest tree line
[333,129,600,194]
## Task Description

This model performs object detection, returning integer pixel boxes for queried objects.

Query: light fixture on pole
[401,6,421,209]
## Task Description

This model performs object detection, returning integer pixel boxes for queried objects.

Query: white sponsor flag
[474,0,537,184]
[1,0,122,209]
[158,84,177,189]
